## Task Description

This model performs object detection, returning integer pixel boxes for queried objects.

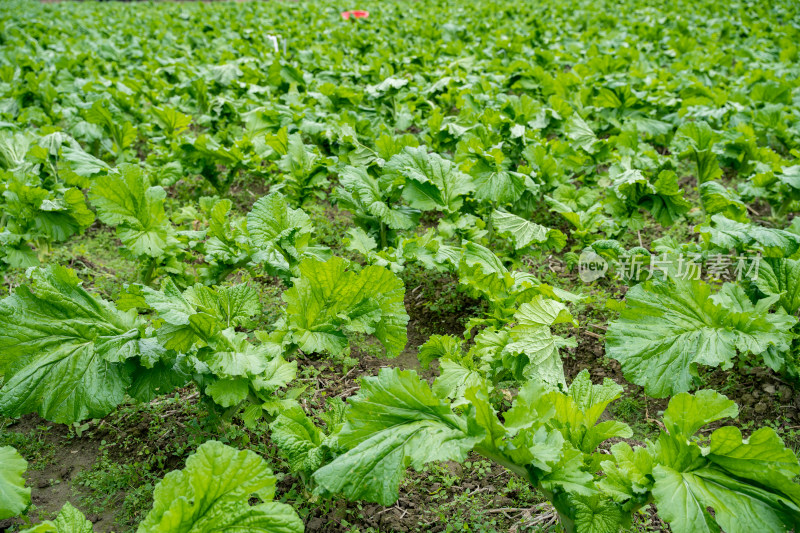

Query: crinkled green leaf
[387,146,474,212]
[565,114,598,153]
[246,192,315,261]
[675,121,721,183]
[271,407,328,475]
[61,146,109,178]
[699,214,800,258]
[0,445,30,519]
[337,166,417,230]
[0,266,143,423]
[205,378,249,408]
[503,297,576,385]
[432,358,487,400]
[570,494,626,533]
[598,442,654,501]
[184,283,260,329]
[649,391,800,532]
[492,209,565,250]
[89,164,171,257]
[545,370,631,453]
[313,368,483,505]
[606,279,795,397]
[755,258,800,314]
[281,257,408,357]
[418,334,463,369]
[472,168,533,205]
[137,440,303,533]
[699,182,748,223]
[20,502,93,533]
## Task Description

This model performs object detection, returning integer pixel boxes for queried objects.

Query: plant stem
[486,202,497,243]
[142,257,158,285]
[474,446,531,483]
[379,221,388,249]
[214,256,253,284]
[776,197,794,220]
[474,445,577,533]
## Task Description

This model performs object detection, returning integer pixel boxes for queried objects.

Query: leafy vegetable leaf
[137,440,302,533]
[386,146,474,212]
[281,257,409,357]
[89,164,172,257]
[492,209,565,250]
[0,445,30,519]
[337,166,417,230]
[312,368,483,505]
[699,214,800,258]
[0,266,144,423]
[271,408,328,476]
[19,502,93,533]
[606,279,795,396]
[754,258,800,314]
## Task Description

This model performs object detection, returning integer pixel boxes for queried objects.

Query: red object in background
[341,10,369,20]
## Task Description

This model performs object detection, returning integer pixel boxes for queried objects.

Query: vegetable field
[2,0,800,531]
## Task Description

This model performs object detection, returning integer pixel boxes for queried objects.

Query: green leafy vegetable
[0,445,30,519]
[0,265,146,423]
[137,440,303,533]
[606,279,796,396]
[90,164,174,258]
[280,257,409,357]
[19,502,93,533]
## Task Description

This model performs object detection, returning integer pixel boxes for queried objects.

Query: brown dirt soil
[297,453,532,533]
[0,416,112,531]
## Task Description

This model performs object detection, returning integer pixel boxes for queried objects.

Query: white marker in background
[266,34,279,53]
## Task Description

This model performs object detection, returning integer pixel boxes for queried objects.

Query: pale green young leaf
[503,297,576,385]
[20,502,93,533]
[492,209,565,250]
[137,441,303,533]
[246,192,314,255]
[0,446,30,519]
[184,283,260,328]
[345,227,378,256]
[675,121,721,183]
[570,494,627,533]
[418,334,463,368]
[281,257,408,357]
[505,425,565,472]
[205,378,249,407]
[432,358,487,401]
[663,390,738,438]
[598,442,654,501]
[544,370,631,453]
